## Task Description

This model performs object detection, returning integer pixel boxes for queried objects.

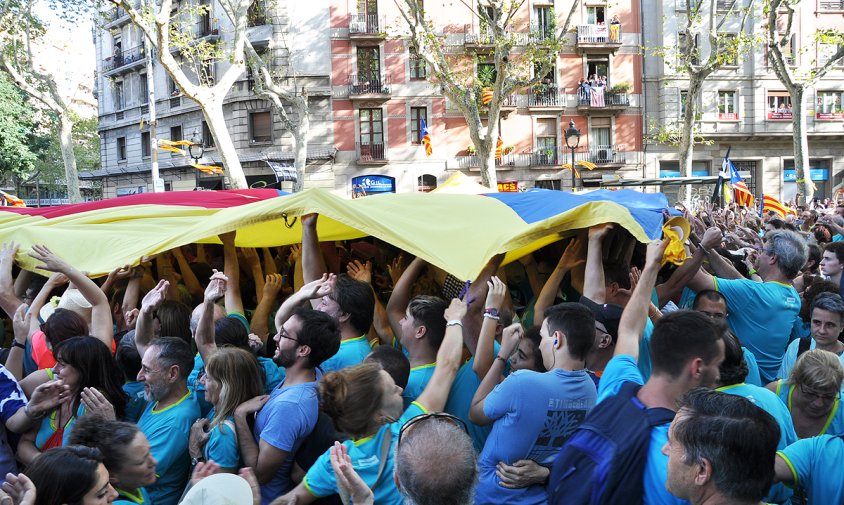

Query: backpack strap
[370,428,392,490]
[620,381,676,427]
[797,337,812,358]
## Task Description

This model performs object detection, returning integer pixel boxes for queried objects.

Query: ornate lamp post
[564,120,581,192]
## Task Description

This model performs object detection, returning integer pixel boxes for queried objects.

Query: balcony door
[357,0,378,30]
[359,108,384,160]
[357,46,381,85]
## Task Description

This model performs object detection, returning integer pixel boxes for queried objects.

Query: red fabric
[41,424,65,451]
[31,331,56,370]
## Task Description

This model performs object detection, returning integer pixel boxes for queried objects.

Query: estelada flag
[762,195,789,217]
[495,137,503,161]
[420,118,432,157]
[481,87,494,105]
[733,181,754,208]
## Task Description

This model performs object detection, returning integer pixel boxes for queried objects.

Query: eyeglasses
[277,327,299,343]
[799,384,838,403]
[398,412,468,446]
[698,311,727,319]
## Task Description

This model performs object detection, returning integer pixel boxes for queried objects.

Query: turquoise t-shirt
[123,381,146,423]
[402,362,436,409]
[303,402,427,505]
[742,347,763,387]
[204,415,239,470]
[114,487,150,505]
[774,380,844,437]
[637,318,655,381]
[476,368,596,505]
[138,392,201,505]
[598,355,688,505]
[778,435,844,504]
[715,278,801,383]
[35,403,85,450]
[319,336,372,373]
[442,343,501,454]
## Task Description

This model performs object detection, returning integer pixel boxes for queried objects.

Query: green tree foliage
[0,73,42,178]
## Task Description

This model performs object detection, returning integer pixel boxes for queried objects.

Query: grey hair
[833,215,844,227]
[810,292,844,321]
[765,230,808,280]
[396,417,478,505]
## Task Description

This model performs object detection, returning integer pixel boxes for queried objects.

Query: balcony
[528,86,566,109]
[530,147,562,167]
[103,46,146,76]
[348,74,391,101]
[454,154,523,169]
[464,24,494,50]
[575,145,627,165]
[357,142,387,163]
[528,23,556,45]
[575,24,622,54]
[104,5,131,28]
[349,14,385,41]
[576,91,630,114]
[821,0,844,9]
[197,17,220,38]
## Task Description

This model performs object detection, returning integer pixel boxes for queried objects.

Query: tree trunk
[203,101,248,189]
[57,113,83,203]
[291,97,308,193]
[678,76,703,205]
[789,86,813,204]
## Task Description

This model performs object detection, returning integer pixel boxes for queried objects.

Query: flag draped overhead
[0,188,671,280]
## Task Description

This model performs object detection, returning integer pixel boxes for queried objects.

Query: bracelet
[446,320,463,327]
[483,313,500,320]
[699,245,711,255]
[494,355,507,364]
[23,404,42,419]
[11,341,25,350]
[748,268,758,276]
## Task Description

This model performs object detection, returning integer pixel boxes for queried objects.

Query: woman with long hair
[69,416,158,505]
[270,298,467,505]
[189,347,263,472]
[7,445,118,505]
[17,336,128,465]
[767,349,844,438]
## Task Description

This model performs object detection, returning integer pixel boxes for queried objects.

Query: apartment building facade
[87,0,644,197]
[642,0,844,204]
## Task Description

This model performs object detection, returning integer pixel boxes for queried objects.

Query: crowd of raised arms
[0,202,841,505]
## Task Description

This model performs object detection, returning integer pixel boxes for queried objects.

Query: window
[586,58,609,85]
[767,90,792,120]
[731,160,757,196]
[534,118,558,165]
[418,174,437,192]
[535,179,561,190]
[202,121,215,147]
[117,136,127,161]
[141,131,151,158]
[248,0,267,27]
[359,108,385,160]
[114,80,124,110]
[678,33,700,66]
[170,125,183,143]
[819,41,844,66]
[717,90,737,120]
[679,90,688,117]
[139,73,148,105]
[816,91,844,119]
[717,33,738,66]
[201,60,215,85]
[357,46,381,83]
[586,6,606,24]
[590,117,612,148]
[410,107,427,144]
[409,50,426,80]
[250,111,272,143]
[533,6,553,39]
[778,32,796,65]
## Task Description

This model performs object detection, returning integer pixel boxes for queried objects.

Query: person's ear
[694,457,713,486]
[598,333,613,349]
[689,357,704,381]
[337,311,351,325]
[394,471,402,490]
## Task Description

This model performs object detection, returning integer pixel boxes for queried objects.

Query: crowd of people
[0,198,840,505]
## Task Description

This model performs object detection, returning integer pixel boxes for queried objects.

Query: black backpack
[547,381,675,505]
[796,337,812,359]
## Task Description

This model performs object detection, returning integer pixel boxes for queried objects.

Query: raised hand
[588,223,614,242]
[12,305,31,346]
[0,242,19,264]
[262,274,283,299]
[500,323,524,358]
[80,387,116,421]
[2,472,36,505]
[140,279,169,313]
[346,260,373,284]
[298,273,335,300]
[329,441,373,505]
[241,247,261,269]
[645,239,671,269]
[204,270,228,303]
[288,243,302,263]
[444,297,468,322]
[28,380,71,416]
[485,276,507,311]
[28,245,72,273]
[387,252,406,286]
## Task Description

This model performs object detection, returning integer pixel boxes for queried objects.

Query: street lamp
[564,120,581,192]
[188,130,204,189]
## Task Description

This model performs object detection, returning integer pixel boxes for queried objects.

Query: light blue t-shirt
[476,368,597,505]
[253,379,319,505]
[778,435,844,504]
[204,415,240,470]
[123,381,146,423]
[138,391,201,505]
[114,487,151,505]
[790,317,811,343]
[637,319,655,381]
[715,278,801,383]
[189,354,285,418]
[598,355,688,505]
[34,403,85,450]
[403,362,436,409]
[319,336,372,373]
[717,382,796,504]
[743,347,763,387]
[774,380,844,437]
[443,343,502,454]
[777,338,844,391]
[303,402,427,505]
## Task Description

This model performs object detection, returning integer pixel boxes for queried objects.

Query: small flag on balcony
[192,164,224,175]
[495,136,503,161]
[481,87,494,105]
[420,118,432,157]
[159,145,186,156]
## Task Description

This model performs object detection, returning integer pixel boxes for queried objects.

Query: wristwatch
[191,456,206,467]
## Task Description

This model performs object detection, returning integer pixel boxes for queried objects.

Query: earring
[554,339,558,345]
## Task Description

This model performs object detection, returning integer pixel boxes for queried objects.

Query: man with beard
[235,276,341,505]
[135,329,201,505]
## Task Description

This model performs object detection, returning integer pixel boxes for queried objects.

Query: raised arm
[654,245,706,308]
[196,272,227,364]
[534,238,585,327]
[386,257,426,342]
[347,260,394,347]
[614,239,669,359]
[687,227,730,292]
[241,248,265,304]
[301,214,328,285]
[583,224,613,303]
[469,323,522,425]
[274,274,335,331]
[461,254,505,356]
[415,298,467,412]
[172,247,203,300]
[473,276,507,380]
[29,245,114,350]
[219,232,245,316]
[0,242,22,318]
[134,279,169,359]
[251,274,283,347]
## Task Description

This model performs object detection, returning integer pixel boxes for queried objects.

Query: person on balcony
[609,15,621,42]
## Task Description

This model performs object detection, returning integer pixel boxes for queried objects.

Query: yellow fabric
[4,188,656,281]
[430,172,492,195]
[661,217,690,266]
